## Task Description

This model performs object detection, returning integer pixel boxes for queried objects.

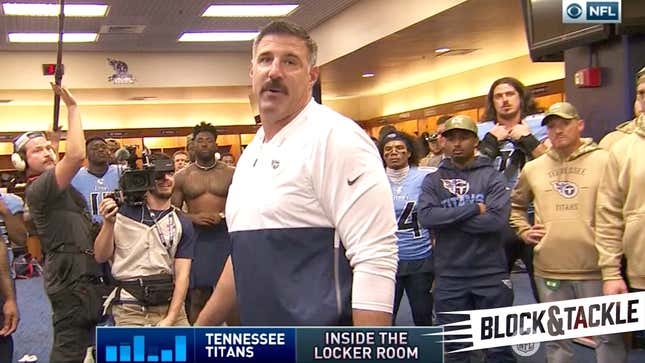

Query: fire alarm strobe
[574,67,601,88]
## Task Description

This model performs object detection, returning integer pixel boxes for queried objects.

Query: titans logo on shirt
[551,181,579,199]
[441,178,470,196]
[440,179,484,208]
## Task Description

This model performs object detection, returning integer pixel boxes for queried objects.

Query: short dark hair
[173,150,188,159]
[192,122,218,140]
[378,124,397,141]
[254,21,318,66]
[482,77,539,122]
[437,115,452,125]
[379,131,421,167]
[85,136,106,148]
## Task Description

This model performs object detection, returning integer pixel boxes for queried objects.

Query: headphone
[11,152,26,171]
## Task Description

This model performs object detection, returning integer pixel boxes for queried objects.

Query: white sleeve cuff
[351,270,396,313]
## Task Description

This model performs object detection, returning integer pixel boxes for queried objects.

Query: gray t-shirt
[25,168,102,295]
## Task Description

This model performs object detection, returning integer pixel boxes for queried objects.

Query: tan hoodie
[598,117,638,150]
[596,114,645,289]
[511,138,607,280]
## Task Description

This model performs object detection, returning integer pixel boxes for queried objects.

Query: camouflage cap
[541,102,580,126]
[442,115,478,136]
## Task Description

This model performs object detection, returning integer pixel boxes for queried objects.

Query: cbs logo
[566,3,583,19]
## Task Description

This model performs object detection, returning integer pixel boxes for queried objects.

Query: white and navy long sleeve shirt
[226,99,399,325]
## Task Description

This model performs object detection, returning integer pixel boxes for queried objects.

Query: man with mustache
[71,137,121,224]
[477,77,548,303]
[20,84,106,363]
[195,21,397,326]
[171,122,234,324]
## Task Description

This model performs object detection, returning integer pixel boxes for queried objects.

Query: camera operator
[20,84,106,363]
[94,154,195,326]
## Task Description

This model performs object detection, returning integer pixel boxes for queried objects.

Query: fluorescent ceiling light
[435,47,451,54]
[2,3,108,17]
[178,32,259,42]
[202,4,298,17]
[361,73,376,78]
[8,32,98,43]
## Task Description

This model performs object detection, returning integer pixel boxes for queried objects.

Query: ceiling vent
[436,48,478,56]
[99,25,146,34]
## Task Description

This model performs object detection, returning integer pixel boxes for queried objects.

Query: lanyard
[145,205,175,254]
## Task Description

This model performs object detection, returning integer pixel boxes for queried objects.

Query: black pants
[186,286,213,325]
[0,335,12,363]
[505,236,539,303]
[392,257,434,326]
[434,275,516,363]
[48,282,104,363]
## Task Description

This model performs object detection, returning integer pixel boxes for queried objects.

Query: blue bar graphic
[106,346,117,362]
[133,336,145,362]
[147,355,159,362]
[120,345,131,362]
[161,349,172,362]
[175,336,186,362]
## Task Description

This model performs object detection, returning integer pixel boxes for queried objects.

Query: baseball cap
[442,115,478,136]
[541,102,580,126]
[13,131,46,153]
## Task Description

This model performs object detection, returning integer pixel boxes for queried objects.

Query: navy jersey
[391,166,435,260]
[477,113,547,187]
[418,156,511,278]
[71,165,121,223]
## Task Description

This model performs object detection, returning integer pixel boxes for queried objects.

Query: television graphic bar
[160,349,172,362]
[106,346,117,362]
[119,345,131,362]
[104,334,187,362]
[175,336,187,362]
[134,336,144,362]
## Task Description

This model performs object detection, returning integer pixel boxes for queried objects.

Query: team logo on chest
[441,178,470,196]
[551,181,578,199]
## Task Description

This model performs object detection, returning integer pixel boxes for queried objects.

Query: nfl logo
[512,342,540,357]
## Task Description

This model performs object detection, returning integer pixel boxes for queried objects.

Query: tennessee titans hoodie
[418,156,511,278]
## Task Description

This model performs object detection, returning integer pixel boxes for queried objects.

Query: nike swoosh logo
[347,174,362,186]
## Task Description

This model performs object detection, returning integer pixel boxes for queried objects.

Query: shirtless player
[172,122,234,324]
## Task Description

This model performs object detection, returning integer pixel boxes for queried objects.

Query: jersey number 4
[397,201,421,237]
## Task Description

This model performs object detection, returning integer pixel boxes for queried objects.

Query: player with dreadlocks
[171,122,236,324]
